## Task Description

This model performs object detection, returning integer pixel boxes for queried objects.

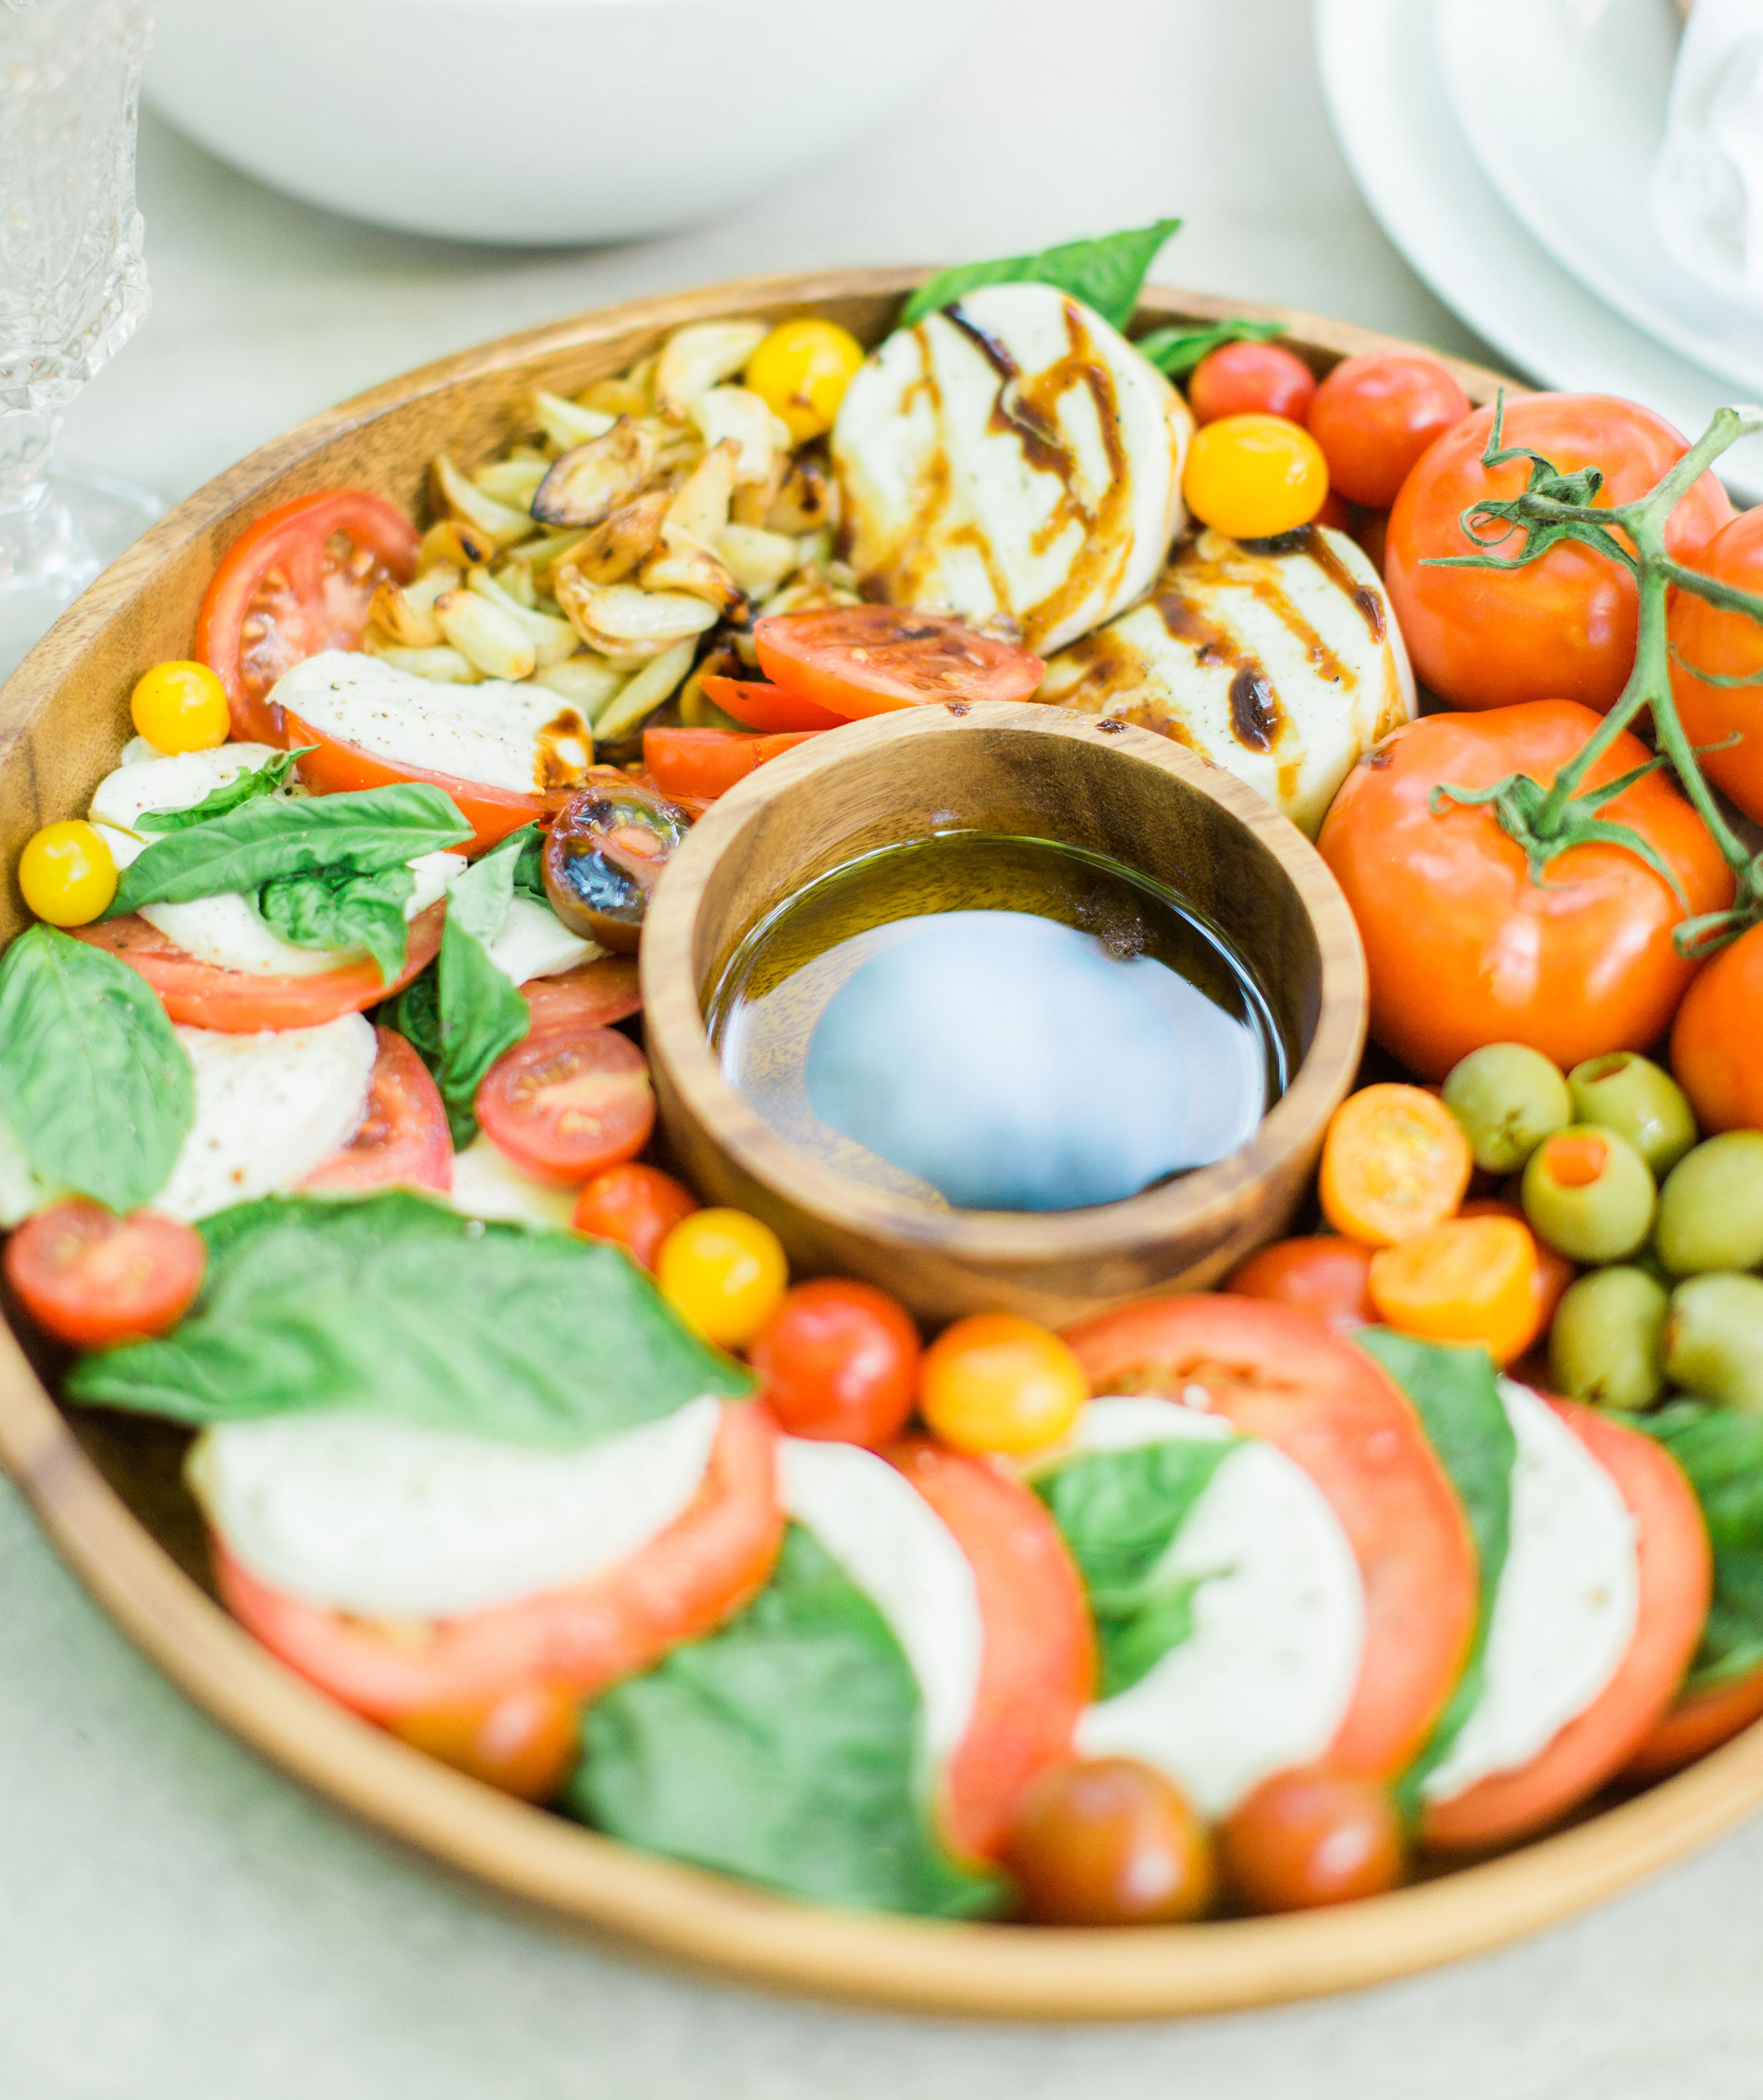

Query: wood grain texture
[1,274,1732,2021]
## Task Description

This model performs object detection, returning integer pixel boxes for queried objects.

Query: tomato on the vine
[1668,505,1763,826]
[748,1279,920,1446]
[1671,919,1763,1135]
[1306,352,1470,508]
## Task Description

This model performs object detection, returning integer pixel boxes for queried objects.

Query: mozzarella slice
[447,1135,577,1232]
[778,1437,984,1771]
[832,282,1191,654]
[1422,1380,1639,1805]
[270,651,592,798]
[156,1014,378,1221]
[187,1394,724,1620]
[90,743,289,832]
[486,892,599,985]
[1038,524,1416,837]
[1070,1396,1365,1818]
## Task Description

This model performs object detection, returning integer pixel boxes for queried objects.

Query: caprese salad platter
[4,223,1763,2018]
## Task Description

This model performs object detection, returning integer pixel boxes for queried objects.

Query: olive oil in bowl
[707,832,1286,1213]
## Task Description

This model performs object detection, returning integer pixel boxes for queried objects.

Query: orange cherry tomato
[1306,352,1471,508]
[393,1681,582,1803]
[754,605,1045,720]
[696,675,844,733]
[919,1313,1088,1457]
[1625,1664,1763,1781]
[1385,394,1732,713]
[1225,1235,1377,1335]
[1459,1198,1575,1349]
[747,1278,920,1447]
[1318,701,1736,1080]
[303,1027,453,1196]
[1669,505,1763,826]
[570,1163,699,1271]
[641,726,818,802]
[1367,1214,1539,1365]
[1319,1084,1474,1246]
[1004,1756,1215,1924]
[1186,339,1317,427]
[4,1199,206,1350]
[1671,919,1763,1134]
[1221,1767,1405,1912]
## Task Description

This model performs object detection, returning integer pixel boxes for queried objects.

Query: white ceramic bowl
[144,0,991,247]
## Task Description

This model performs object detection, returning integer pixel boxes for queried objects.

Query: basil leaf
[1357,1331,1516,1816]
[0,926,193,1215]
[1625,1401,1763,1691]
[259,861,415,985]
[572,1525,1003,1918]
[505,823,550,909]
[134,749,308,832]
[900,217,1183,333]
[67,1188,752,1443]
[1133,316,1287,378]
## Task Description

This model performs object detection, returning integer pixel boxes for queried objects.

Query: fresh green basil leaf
[259,861,415,985]
[447,827,524,946]
[573,1525,1003,1918]
[1625,1401,1763,1691]
[134,748,309,832]
[1133,316,1286,378]
[505,823,550,909]
[0,925,193,1215]
[900,217,1183,333]
[67,1188,752,1443]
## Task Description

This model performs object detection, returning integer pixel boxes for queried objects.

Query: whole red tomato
[1307,353,1471,508]
[1317,701,1734,1079]
[1671,920,1763,1133]
[1668,505,1763,826]
[1385,395,1732,712]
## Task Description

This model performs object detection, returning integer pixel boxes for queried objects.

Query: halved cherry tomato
[542,773,690,950]
[1424,1401,1711,1851]
[520,953,641,1036]
[1187,339,1317,427]
[1005,1756,1215,1924]
[4,1199,206,1349]
[1625,1664,1763,1781]
[1306,353,1471,508]
[1671,919,1763,1135]
[215,1402,782,1733]
[71,900,445,1033]
[1319,1083,1473,1246]
[641,726,818,803]
[393,1680,582,1804]
[748,1278,920,1446]
[1459,1198,1576,1348]
[885,1437,1095,1861]
[696,675,845,734]
[754,605,1045,721]
[1063,1296,1477,1779]
[1222,1767,1406,1912]
[1225,1235,1377,1335]
[476,1024,654,1186]
[571,1163,699,1271]
[195,490,420,743]
[303,1028,452,1195]
[1367,1213,1539,1365]
[1668,505,1763,826]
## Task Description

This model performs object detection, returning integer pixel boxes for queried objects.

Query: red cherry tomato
[1186,340,1317,427]
[1004,1756,1216,1924]
[1668,505,1763,826]
[754,605,1045,720]
[1225,1235,1377,1335]
[641,726,818,803]
[520,954,641,1037]
[1306,353,1471,508]
[393,1680,582,1803]
[571,1163,699,1271]
[5,1199,206,1349]
[303,1028,452,1195]
[476,1024,655,1186]
[696,675,845,733]
[748,1279,920,1446]
[1672,919,1763,1135]
[1222,1767,1406,1911]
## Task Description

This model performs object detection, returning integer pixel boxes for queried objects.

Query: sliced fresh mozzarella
[778,1436,984,1770]
[90,743,288,834]
[832,282,1191,655]
[1070,1396,1365,1818]
[1038,524,1416,837]
[1421,1379,1639,1805]
[119,735,169,767]
[271,651,592,798]
[187,1393,724,1619]
[156,1013,378,1221]
[447,1135,577,1231]
[486,892,599,985]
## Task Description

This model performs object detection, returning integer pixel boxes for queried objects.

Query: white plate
[1315,0,1763,500]
[1438,0,1763,400]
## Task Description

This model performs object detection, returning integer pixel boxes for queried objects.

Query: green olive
[1521,1125,1657,1265]
[1566,1053,1698,1178]
[1656,1132,1763,1277]
[1547,1267,1669,1410]
[1663,1272,1763,1412]
[1441,1043,1573,1175]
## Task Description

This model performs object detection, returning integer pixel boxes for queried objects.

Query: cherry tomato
[696,674,845,733]
[1320,1084,1474,1245]
[1186,339,1317,427]
[1005,1756,1215,1924]
[1221,1767,1405,1912]
[1626,1664,1763,1781]
[1355,506,1389,576]
[18,820,117,926]
[393,1681,581,1803]
[1385,394,1733,712]
[1672,919,1763,1134]
[656,1208,788,1347]
[1181,413,1328,540]
[5,1199,206,1349]
[1306,352,1471,508]
[520,953,641,1036]
[748,1279,920,1446]
[1317,702,1735,1080]
[1669,505,1763,825]
[129,660,231,754]
[753,605,1045,721]
[1225,1235,1377,1334]
[1367,1213,1539,1365]
[542,771,691,950]
[195,489,420,743]
[743,317,866,442]
[476,1024,655,1186]
[641,726,819,804]
[919,1313,1087,1457]
[1458,1198,1575,1347]
[571,1163,699,1271]
[303,1028,453,1195]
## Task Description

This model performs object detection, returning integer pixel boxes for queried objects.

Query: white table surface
[11,1,1763,2093]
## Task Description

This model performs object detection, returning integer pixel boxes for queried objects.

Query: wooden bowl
[4,269,1759,2019]
[641,699,1366,1325]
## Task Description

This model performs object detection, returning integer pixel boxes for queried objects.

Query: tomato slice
[4,1199,206,1349]
[303,1027,452,1196]
[214,1401,782,1731]
[71,899,444,1033]
[1625,1664,1763,1782]
[884,1437,1095,1862]
[476,1022,655,1186]
[520,954,641,1036]
[196,490,420,743]
[754,605,1046,720]
[697,675,846,733]
[1061,1295,1478,1779]
[1423,1401,1711,1851]
[641,726,819,803]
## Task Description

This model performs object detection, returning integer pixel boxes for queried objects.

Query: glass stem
[0,407,62,585]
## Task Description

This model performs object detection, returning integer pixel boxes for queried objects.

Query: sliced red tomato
[303,1028,452,1196]
[642,726,819,803]
[1424,1402,1711,1852]
[71,900,444,1033]
[195,490,420,743]
[1625,1664,1763,1781]
[697,675,846,733]
[885,1437,1095,1863]
[1062,1294,1478,1779]
[214,1401,782,1731]
[4,1199,206,1350]
[520,954,641,1036]
[754,605,1046,720]
[476,1022,654,1186]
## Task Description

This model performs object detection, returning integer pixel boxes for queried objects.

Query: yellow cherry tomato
[1182,413,1330,540]
[130,659,231,754]
[919,1313,1087,1457]
[18,820,118,926]
[744,318,867,443]
[656,1207,788,1347]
